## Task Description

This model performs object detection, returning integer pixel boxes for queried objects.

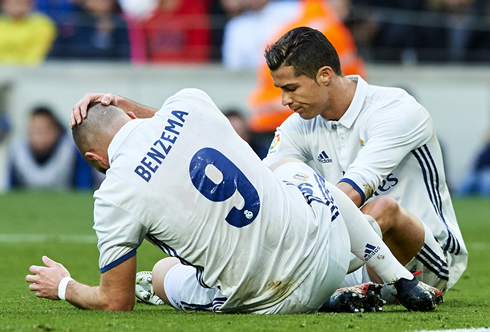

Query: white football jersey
[264,76,467,289]
[93,89,334,312]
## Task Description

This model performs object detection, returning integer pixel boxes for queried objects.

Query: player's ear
[127,111,137,119]
[317,66,333,86]
[85,151,109,167]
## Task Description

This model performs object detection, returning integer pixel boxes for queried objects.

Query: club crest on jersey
[293,173,309,181]
[360,139,365,147]
[317,151,332,164]
[268,133,281,155]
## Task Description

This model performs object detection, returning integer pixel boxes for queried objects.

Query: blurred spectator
[424,0,490,62]
[49,0,130,61]
[457,131,490,195]
[221,0,298,70]
[6,106,98,190]
[118,0,157,19]
[208,0,232,61]
[224,110,269,159]
[356,0,428,63]
[140,0,211,63]
[247,0,367,134]
[348,0,490,63]
[117,0,158,63]
[0,82,12,143]
[34,0,82,22]
[0,0,57,65]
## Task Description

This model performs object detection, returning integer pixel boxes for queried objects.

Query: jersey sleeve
[340,101,433,204]
[262,115,312,167]
[93,194,147,273]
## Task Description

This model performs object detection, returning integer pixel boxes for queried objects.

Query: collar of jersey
[337,75,368,129]
[108,118,145,165]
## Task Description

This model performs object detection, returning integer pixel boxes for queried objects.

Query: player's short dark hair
[265,26,343,80]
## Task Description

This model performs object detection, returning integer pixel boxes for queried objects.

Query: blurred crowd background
[2,0,490,66]
[0,0,489,195]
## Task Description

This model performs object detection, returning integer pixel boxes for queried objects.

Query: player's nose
[281,91,293,106]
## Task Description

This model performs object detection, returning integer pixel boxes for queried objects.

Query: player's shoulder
[365,84,429,117]
[367,84,414,106]
[172,88,210,100]
[163,88,215,110]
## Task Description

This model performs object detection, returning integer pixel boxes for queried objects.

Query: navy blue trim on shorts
[415,244,449,281]
[338,178,365,205]
[412,145,461,255]
[146,234,211,289]
[100,249,136,273]
[181,296,228,312]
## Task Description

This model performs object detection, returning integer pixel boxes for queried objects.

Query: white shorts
[164,162,353,314]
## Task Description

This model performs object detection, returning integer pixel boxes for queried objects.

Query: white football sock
[347,215,383,273]
[329,185,413,284]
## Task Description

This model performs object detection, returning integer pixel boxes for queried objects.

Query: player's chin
[297,110,314,120]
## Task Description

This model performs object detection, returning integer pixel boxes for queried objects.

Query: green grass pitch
[0,191,489,331]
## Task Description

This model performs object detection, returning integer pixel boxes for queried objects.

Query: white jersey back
[93,89,330,312]
[264,76,467,289]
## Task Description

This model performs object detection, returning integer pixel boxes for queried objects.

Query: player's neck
[321,77,357,121]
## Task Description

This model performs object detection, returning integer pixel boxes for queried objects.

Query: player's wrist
[58,276,73,301]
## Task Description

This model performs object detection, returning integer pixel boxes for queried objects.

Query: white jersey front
[264,76,467,289]
[93,89,336,312]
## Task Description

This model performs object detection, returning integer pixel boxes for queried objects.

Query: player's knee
[152,257,180,304]
[369,196,399,231]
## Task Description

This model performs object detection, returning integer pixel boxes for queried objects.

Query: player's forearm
[65,280,134,311]
[337,181,363,207]
[116,96,158,119]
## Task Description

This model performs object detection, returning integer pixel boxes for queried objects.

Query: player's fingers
[29,265,43,274]
[71,103,84,126]
[100,93,115,105]
[29,283,39,291]
[42,255,57,267]
[70,111,76,127]
[25,274,38,283]
[79,93,95,119]
[72,93,96,125]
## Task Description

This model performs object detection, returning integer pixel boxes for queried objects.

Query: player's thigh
[152,257,181,305]
[163,262,225,311]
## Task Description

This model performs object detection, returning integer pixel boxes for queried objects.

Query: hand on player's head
[71,93,117,127]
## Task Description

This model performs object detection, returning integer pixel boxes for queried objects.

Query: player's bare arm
[71,93,158,126]
[336,181,363,207]
[26,255,136,311]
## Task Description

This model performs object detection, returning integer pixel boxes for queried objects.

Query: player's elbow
[102,297,134,311]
